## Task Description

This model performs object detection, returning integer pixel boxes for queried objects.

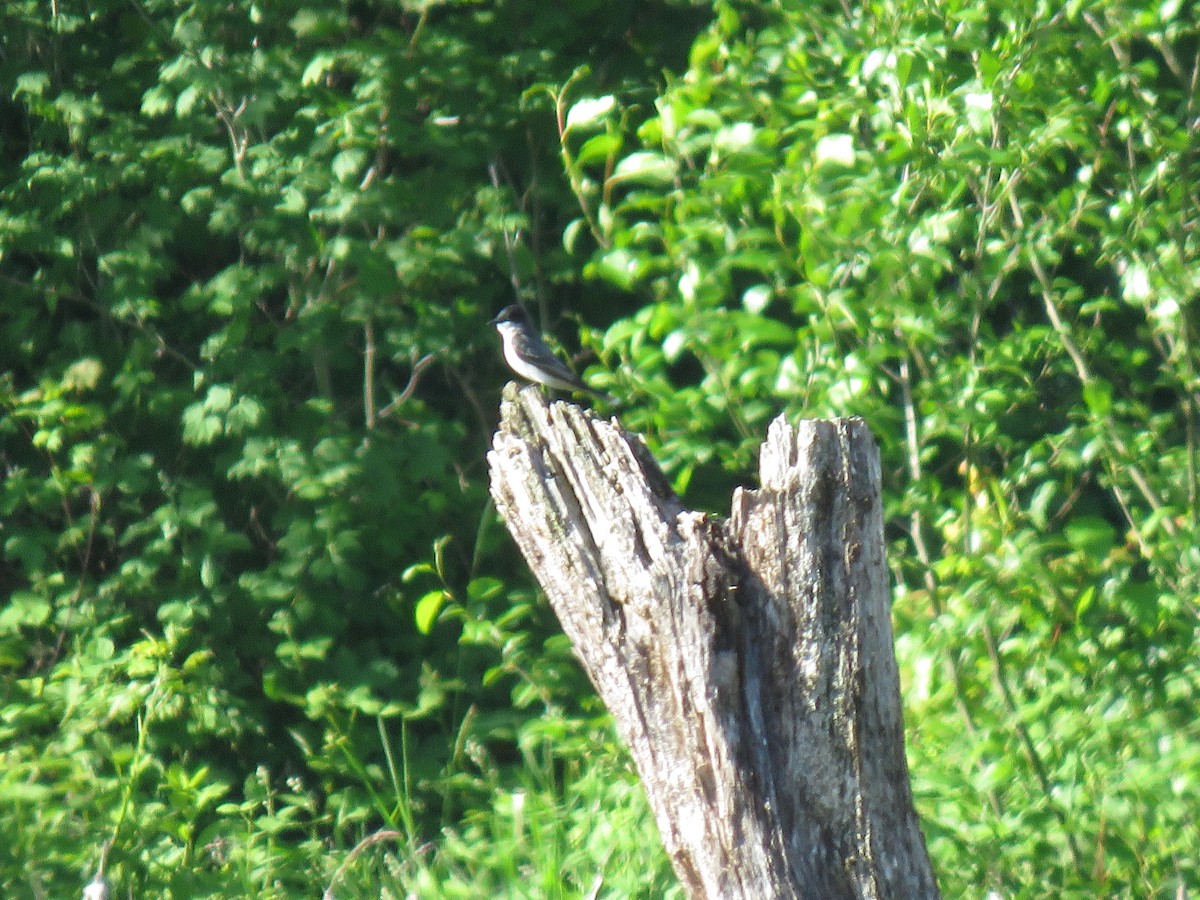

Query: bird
[489,304,607,398]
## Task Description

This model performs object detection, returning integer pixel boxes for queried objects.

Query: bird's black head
[489,304,529,327]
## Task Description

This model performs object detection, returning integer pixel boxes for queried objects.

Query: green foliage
[0,0,701,894]
[2,0,1198,895]
[563,0,1200,894]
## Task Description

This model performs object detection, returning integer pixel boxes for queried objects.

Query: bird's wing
[513,330,590,390]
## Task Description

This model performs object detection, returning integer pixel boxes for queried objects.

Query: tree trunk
[487,384,940,900]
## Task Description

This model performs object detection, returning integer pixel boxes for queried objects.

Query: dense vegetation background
[1,0,1197,895]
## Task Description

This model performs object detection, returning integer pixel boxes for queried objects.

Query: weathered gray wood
[487,384,939,900]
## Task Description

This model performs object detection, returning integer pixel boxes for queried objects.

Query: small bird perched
[490,304,606,398]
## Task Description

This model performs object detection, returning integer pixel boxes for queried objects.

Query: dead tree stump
[487,384,939,900]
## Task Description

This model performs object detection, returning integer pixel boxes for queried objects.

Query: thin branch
[981,618,1085,870]
[378,353,437,419]
[214,93,249,180]
[897,350,937,608]
[488,161,525,302]
[554,70,610,249]
[1007,191,1178,544]
[364,318,377,430]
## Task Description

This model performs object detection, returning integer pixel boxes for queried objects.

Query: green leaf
[466,577,503,602]
[813,133,855,167]
[575,133,622,168]
[563,217,586,253]
[565,95,615,132]
[0,592,51,631]
[592,248,643,289]
[301,52,339,87]
[610,152,676,185]
[1064,516,1117,556]
[414,590,446,634]
[742,285,771,314]
[1082,380,1112,415]
[13,71,51,101]
[332,149,367,184]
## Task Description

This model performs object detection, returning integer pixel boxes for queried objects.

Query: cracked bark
[487,384,940,900]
